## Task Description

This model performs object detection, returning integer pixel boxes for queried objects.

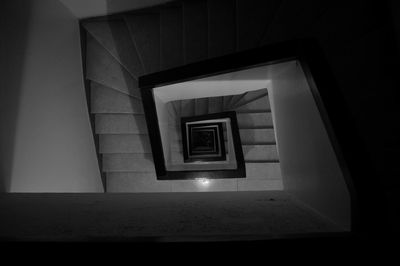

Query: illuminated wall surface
[0,0,103,192]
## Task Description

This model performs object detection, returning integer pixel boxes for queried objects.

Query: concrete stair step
[208,96,224,114]
[242,145,279,161]
[238,179,283,191]
[160,3,184,70]
[245,162,282,179]
[208,0,236,57]
[95,114,147,134]
[170,139,229,153]
[99,134,152,154]
[86,33,140,98]
[223,96,233,110]
[260,1,328,45]
[91,82,144,114]
[227,93,245,110]
[236,0,283,51]
[237,112,273,128]
[239,128,276,144]
[171,100,181,118]
[194,98,208,116]
[232,88,268,109]
[124,12,160,74]
[102,153,155,172]
[235,95,271,112]
[106,172,170,193]
[183,0,208,63]
[180,99,195,118]
[82,20,144,78]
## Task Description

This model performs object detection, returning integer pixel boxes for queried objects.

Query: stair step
[183,0,208,63]
[194,98,208,116]
[86,33,140,98]
[242,145,279,161]
[236,0,283,51]
[102,153,155,172]
[245,162,282,179]
[171,100,181,118]
[208,96,224,114]
[238,179,283,191]
[239,128,276,144]
[124,12,160,74]
[228,93,245,109]
[91,82,144,114]
[208,0,236,57]
[106,172,170,193]
[235,95,271,112]
[232,88,268,109]
[95,114,147,134]
[237,112,273,128]
[100,134,151,154]
[180,99,195,118]
[82,20,144,78]
[260,1,328,45]
[160,4,184,70]
[223,96,232,110]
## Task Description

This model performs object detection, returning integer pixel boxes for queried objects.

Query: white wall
[268,62,351,230]
[154,94,171,165]
[153,61,294,102]
[0,0,103,192]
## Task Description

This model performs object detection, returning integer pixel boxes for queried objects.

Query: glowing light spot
[196,178,210,187]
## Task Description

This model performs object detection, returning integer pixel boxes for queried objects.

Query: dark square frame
[182,119,226,163]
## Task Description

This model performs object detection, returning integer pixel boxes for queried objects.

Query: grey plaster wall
[0,0,103,192]
[268,63,351,230]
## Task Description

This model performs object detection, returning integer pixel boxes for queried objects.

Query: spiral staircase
[81,0,290,192]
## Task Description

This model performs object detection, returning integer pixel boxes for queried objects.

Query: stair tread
[183,0,208,63]
[243,145,279,161]
[235,95,271,112]
[208,96,224,114]
[237,0,283,51]
[124,12,160,74]
[103,153,155,172]
[239,128,276,144]
[260,1,329,45]
[95,114,148,134]
[83,20,144,78]
[232,88,268,109]
[236,112,273,128]
[208,0,236,57]
[180,99,195,118]
[100,134,152,154]
[160,4,184,70]
[194,98,208,116]
[245,162,282,179]
[91,82,144,114]
[86,33,141,98]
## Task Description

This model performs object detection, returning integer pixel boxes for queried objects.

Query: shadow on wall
[0,1,32,192]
